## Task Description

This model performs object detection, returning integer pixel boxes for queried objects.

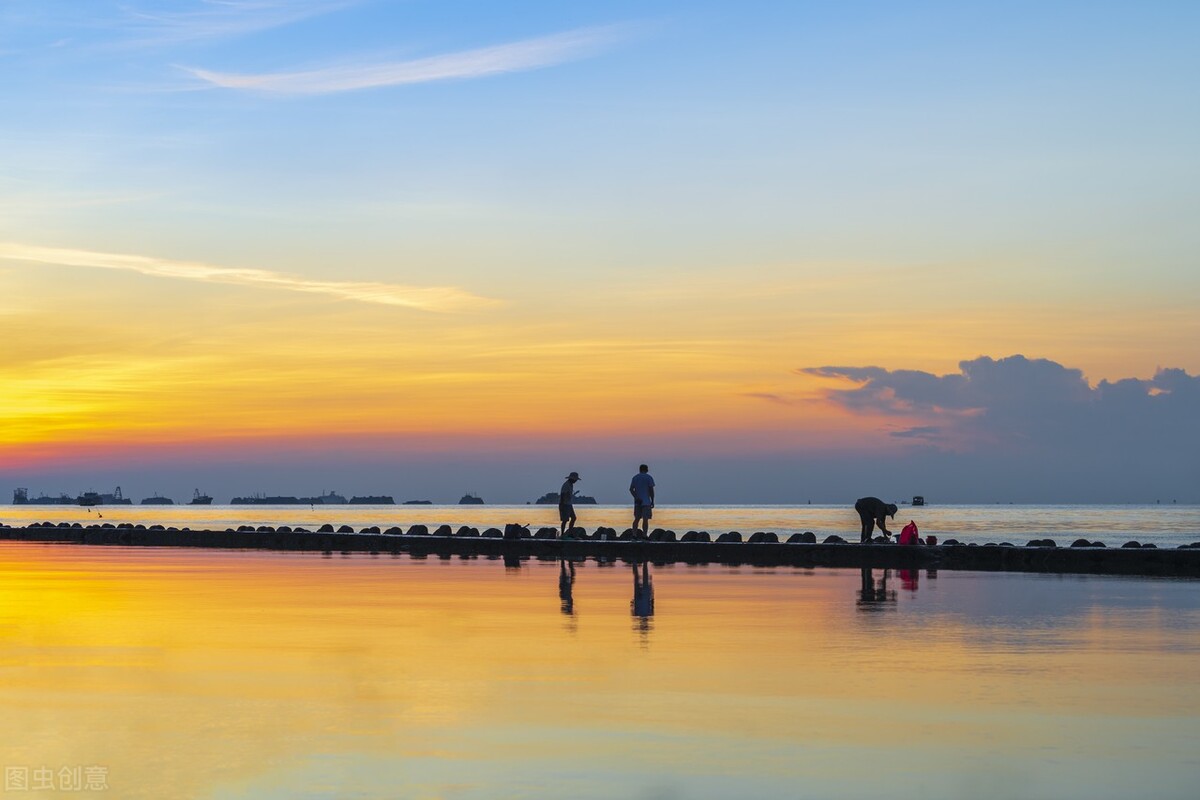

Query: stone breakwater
[3,523,1200,577]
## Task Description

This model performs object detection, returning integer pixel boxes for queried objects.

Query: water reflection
[559,560,576,617]
[631,562,655,638]
[2,544,1198,800]
[899,568,938,593]
[857,567,897,610]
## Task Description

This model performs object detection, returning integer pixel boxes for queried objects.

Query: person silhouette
[559,471,580,538]
[629,464,655,537]
[854,496,897,542]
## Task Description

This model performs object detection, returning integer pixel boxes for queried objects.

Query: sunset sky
[2,1,1198,503]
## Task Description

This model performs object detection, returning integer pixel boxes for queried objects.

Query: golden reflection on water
[1,543,1198,799]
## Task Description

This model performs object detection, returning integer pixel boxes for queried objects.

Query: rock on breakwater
[3,524,1200,578]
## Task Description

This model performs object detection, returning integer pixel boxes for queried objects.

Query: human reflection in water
[857,567,897,610]
[559,560,576,616]
[631,561,655,639]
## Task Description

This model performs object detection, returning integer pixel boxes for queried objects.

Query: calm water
[1,542,1198,799]
[4,504,1199,547]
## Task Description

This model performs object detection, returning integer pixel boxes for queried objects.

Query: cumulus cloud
[0,242,498,312]
[784,355,1200,501]
[802,355,1200,455]
[182,25,626,94]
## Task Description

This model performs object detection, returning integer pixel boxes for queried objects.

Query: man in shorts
[559,471,581,538]
[629,464,655,537]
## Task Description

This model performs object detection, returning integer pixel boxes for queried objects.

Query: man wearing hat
[855,496,898,543]
[559,471,581,538]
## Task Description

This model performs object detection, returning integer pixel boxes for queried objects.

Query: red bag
[898,520,920,546]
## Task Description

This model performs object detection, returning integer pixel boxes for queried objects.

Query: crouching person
[854,496,897,543]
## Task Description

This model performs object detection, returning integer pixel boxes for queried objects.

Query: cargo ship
[141,494,175,505]
[230,494,301,505]
[348,495,395,504]
[77,487,133,506]
[534,491,597,505]
[231,491,348,505]
[458,493,485,505]
[13,488,73,505]
[189,490,213,505]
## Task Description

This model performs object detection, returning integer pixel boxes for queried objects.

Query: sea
[4,503,1199,548]
[2,504,1198,798]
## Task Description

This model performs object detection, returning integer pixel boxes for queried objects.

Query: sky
[1,0,1198,504]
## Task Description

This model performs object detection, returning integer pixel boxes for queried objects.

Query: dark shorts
[634,502,653,520]
[559,503,574,522]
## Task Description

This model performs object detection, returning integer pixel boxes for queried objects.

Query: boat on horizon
[141,494,175,505]
[348,495,395,504]
[231,490,349,505]
[77,487,133,506]
[534,491,597,505]
[12,488,73,505]
[189,489,213,505]
[231,494,302,505]
[459,493,485,505]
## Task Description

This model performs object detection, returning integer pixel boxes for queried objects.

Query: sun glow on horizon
[3,262,1197,472]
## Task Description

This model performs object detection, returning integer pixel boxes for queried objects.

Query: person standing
[559,471,581,538]
[629,464,655,537]
[854,496,898,543]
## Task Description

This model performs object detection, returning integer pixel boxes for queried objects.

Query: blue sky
[6,0,1198,278]
[2,1,1198,502]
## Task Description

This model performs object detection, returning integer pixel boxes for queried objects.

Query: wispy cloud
[743,391,805,406]
[181,25,627,94]
[122,0,354,47]
[0,242,498,312]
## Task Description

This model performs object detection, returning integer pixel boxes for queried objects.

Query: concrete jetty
[3,523,1200,578]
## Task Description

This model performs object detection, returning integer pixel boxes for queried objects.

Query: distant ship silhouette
[231,491,348,505]
[534,491,597,505]
[13,488,72,505]
[77,487,133,506]
[14,487,132,506]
